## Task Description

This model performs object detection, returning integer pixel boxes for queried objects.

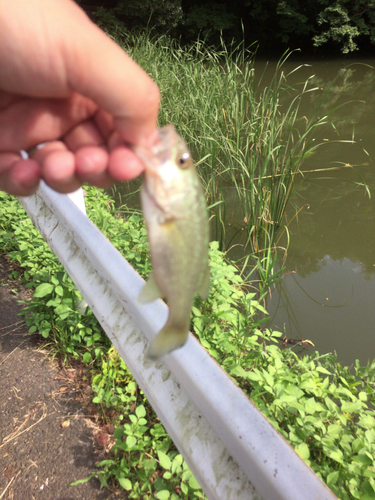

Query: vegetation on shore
[1,187,375,500]
[89,0,375,55]
[120,32,343,259]
[119,32,370,273]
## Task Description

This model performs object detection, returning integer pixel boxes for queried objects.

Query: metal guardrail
[18,182,338,500]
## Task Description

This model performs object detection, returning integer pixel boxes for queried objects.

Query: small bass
[136,125,210,359]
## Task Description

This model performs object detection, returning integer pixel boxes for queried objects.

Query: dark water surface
[258,56,375,366]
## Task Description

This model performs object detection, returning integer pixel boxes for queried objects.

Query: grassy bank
[119,33,342,258]
[1,188,375,499]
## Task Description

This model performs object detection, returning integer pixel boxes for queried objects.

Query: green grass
[1,188,375,499]
[122,33,337,258]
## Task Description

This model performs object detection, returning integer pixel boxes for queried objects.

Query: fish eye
[179,152,190,168]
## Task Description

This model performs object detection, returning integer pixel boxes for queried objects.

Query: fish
[136,124,210,359]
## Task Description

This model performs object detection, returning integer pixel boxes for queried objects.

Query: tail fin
[147,323,189,360]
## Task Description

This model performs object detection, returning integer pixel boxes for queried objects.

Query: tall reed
[123,33,331,257]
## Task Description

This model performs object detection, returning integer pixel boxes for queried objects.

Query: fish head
[135,125,197,216]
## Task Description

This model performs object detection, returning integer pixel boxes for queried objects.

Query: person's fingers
[0,93,98,152]
[0,153,41,195]
[33,141,115,190]
[0,0,160,194]
[32,142,81,193]
[108,147,145,181]
[94,109,115,141]
[75,146,113,188]
[62,118,105,152]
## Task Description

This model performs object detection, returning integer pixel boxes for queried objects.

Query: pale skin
[0,0,160,196]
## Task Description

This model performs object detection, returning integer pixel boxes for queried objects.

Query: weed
[121,34,352,259]
[1,178,374,499]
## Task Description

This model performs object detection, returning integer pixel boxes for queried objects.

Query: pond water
[256,56,375,366]
[114,55,375,367]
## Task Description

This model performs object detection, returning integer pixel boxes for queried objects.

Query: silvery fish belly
[136,125,210,359]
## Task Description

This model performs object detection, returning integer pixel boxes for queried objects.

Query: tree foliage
[82,0,375,53]
[313,0,375,53]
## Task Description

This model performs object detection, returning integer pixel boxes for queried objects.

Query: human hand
[0,0,160,196]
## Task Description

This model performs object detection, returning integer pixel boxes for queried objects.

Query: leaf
[114,427,125,439]
[326,449,344,463]
[135,405,146,418]
[316,366,331,375]
[304,398,317,414]
[357,450,374,466]
[82,352,92,364]
[366,430,375,444]
[327,424,342,439]
[51,276,59,285]
[155,490,170,500]
[342,401,363,413]
[359,416,375,429]
[158,451,172,470]
[54,304,71,317]
[188,475,201,489]
[41,329,50,339]
[299,379,318,392]
[126,435,137,449]
[229,365,248,378]
[144,458,157,474]
[33,283,54,297]
[118,478,132,490]
[359,392,368,402]
[295,443,310,461]
[327,471,339,486]
[70,473,95,486]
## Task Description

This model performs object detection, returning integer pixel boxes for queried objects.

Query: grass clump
[123,33,334,257]
[1,188,375,499]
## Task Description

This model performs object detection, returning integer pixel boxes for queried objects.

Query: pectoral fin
[137,272,162,304]
[198,264,210,300]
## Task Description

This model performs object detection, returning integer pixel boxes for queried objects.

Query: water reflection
[263,56,375,365]
[267,254,375,367]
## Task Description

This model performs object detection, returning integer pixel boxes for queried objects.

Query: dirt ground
[0,258,122,500]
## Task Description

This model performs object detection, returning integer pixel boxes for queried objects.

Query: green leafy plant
[0,132,374,500]
[91,346,137,418]
[73,403,205,499]
[19,270,106,362]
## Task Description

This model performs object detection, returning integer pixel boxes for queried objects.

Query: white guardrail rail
[18,182,338,500]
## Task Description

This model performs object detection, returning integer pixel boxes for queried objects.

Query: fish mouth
[133,125,177,174]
